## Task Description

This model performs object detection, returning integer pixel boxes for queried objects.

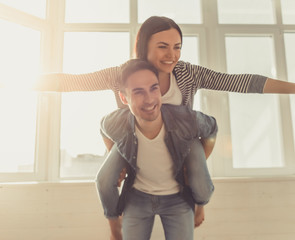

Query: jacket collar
[125,104,178,134]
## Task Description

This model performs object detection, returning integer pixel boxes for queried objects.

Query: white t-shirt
[161,73,182,105]
[133,124,180,195]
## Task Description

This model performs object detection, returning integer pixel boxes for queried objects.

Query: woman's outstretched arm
[33,65,124,92]
[263,78,295,93]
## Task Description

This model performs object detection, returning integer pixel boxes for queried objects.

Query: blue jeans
[95,139,214,218]
[123,188,194,240]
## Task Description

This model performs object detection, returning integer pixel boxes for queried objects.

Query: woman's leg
[185,139,214,206]
[185,139,214,227]
[95,144,128,218]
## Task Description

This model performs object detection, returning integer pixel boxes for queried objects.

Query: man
[97,59,218,240]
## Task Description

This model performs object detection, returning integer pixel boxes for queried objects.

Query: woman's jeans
[122,188,194,240]
[95,138,214,218]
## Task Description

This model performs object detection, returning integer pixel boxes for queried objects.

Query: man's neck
[135,114,163,140]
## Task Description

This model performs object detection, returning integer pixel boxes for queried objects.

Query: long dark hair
[135,16,183,60]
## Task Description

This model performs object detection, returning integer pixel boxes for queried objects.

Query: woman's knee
[95,146,126,191]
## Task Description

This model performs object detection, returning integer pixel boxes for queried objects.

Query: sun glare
[0,18,40,172]
[0,19,41,90]
[0,89,37,172]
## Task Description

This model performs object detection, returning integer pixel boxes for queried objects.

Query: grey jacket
[100,104,218,214]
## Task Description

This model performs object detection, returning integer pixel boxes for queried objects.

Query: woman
[35,16,295,239]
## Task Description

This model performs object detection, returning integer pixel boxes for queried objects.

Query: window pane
[60,32,130,178]
[225,36,284,168]
[138,0,202,24]
[284,33,295,148]
[0,19,40,173]
[180,36,199,65]
[0,0,46,19]
[0,19,41,88]
[281,0,295,24]
[0,91,37,172]
[65,0,129,23]
[218,0,275,24]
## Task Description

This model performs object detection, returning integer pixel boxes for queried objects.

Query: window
[180,36,202,111]
[281,0,295,24]
[209,0,295,177]
[0,91,37,173]
[60,32,130,179]
[0,0,46,19]
[138,0,202,24]
[0,18,41,181]
[65,0,129,23]
[217,0,275,24]
[225,36,284,170]
[181,36,199,65]
[1,0,294,182]
[284,33,295,149]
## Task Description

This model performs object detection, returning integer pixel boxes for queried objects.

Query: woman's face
[147,28,182,74]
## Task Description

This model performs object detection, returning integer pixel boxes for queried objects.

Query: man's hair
[135,16,183,60]
[120,59,159,92]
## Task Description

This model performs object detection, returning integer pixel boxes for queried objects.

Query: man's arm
[100,111,126,240]
[103,136,115,152]
[102,136,126,188]
[200,136,216,159]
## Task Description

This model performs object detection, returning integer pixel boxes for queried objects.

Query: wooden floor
[0,177,295,240]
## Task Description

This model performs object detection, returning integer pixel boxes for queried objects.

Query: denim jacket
[100,104,218,214]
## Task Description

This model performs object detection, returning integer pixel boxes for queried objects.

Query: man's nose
[144,92,153,103]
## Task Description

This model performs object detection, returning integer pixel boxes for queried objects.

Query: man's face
[120,69,162,124]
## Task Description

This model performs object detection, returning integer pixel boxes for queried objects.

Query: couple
[34,16,295,239]
[97,59,218,240]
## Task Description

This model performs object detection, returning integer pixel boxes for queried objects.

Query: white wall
[0,178,295,240]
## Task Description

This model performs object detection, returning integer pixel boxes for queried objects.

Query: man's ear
[119,91,128,105]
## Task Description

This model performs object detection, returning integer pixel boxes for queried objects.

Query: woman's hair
[120,59,159,92]
[135,16,183,60]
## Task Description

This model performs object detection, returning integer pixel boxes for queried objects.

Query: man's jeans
[95,139,214,218]
[122,188,194,240]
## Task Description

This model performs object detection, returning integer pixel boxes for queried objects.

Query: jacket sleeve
[100,108,130,142]
[100,115,113,141]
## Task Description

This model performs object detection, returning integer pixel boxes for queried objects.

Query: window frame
[205,0,295,177]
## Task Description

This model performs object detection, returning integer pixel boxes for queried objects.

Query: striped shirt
[43,60,267,108]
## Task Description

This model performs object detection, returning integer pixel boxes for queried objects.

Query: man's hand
[200,137,216,160]
[117,168,127,187]
[108,217,122,240]
[103,136,115,152]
